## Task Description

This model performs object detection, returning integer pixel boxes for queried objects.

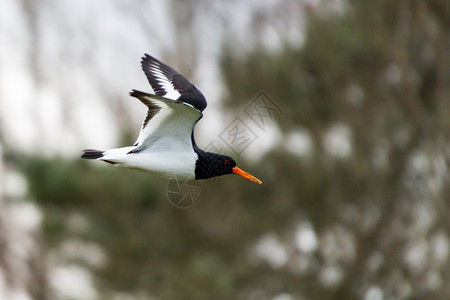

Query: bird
[81,54,262,184]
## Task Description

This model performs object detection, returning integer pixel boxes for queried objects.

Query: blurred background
[0,0,449,299]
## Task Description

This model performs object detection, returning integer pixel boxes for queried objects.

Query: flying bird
[81,54,262,184]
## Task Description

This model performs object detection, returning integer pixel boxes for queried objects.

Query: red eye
[224,159,230,164]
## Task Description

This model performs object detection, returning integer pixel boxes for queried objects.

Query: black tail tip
[81,149,104,160]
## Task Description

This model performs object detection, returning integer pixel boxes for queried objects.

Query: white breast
[102,147,198,181]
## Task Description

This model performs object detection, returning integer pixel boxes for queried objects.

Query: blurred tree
[10,0,450,299]
[220,0,450,299]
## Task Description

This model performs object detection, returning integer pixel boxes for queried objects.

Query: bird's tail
[81,149,104,160]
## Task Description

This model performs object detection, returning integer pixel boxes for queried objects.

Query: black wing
[141,54,207,111]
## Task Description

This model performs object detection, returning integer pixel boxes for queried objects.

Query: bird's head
[195,152,262,184]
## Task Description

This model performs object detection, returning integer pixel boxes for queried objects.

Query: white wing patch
[149,65,181,100]
[130,91,202,154]
[134,99,171,147]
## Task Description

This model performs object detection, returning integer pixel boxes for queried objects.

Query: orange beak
[232,167,262,184]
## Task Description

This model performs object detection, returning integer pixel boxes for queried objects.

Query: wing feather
[129,90,202,153]
[141,54,207,111]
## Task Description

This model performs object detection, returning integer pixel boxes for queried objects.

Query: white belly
[102,147,197,180]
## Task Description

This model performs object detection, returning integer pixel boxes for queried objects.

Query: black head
[195,151,236,180]
[194,149,262,183]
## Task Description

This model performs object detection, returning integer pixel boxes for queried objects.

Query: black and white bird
[81,54,262,184]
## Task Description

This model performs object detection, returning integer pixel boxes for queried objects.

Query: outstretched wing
[141,54,207,111]
[129,90,202,153]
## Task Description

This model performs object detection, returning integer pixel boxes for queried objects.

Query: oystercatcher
[81,54,262,184]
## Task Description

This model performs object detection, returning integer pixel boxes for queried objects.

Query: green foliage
[20,156,276,298]
[16,0,450,298]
